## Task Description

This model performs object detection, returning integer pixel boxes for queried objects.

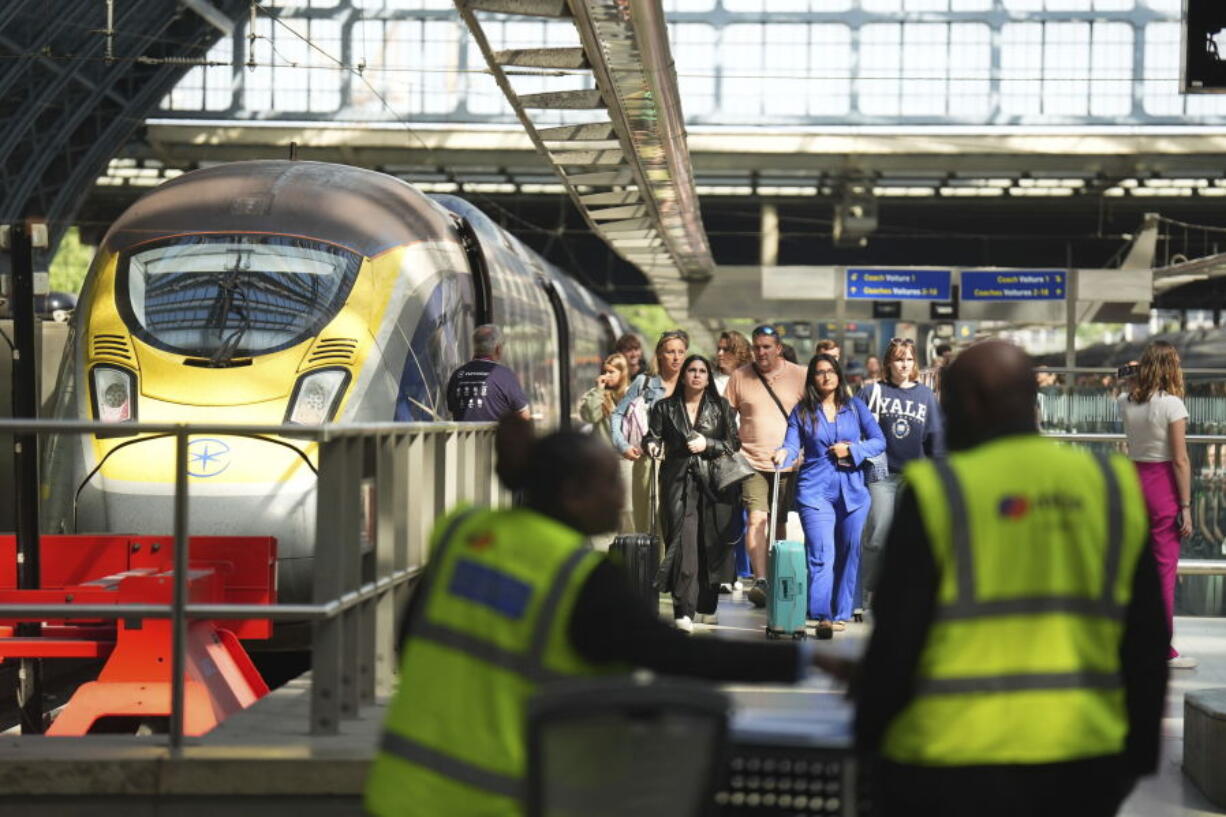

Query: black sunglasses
[752,325,778,338]
[890,337,916,345]
[660,329,689,342]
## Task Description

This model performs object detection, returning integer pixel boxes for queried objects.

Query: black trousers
[869,756,1136,817]
[669,478,719,619]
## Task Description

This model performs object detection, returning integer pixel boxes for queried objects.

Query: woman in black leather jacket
[645,354,742,632]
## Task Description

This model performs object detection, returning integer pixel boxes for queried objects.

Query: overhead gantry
[456,0,714,317]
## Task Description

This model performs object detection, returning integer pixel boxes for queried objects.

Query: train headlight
[89,366,137,423]
[285,368,349,425]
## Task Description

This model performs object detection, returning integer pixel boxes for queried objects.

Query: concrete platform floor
[0,589,1222,815]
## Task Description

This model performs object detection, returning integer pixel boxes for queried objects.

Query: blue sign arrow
[844,268,951,301]
[961,270,1067,301]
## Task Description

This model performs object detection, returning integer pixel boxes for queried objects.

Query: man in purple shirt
[445,324,531,422]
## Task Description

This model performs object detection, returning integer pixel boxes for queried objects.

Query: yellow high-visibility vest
[882,435,1149,766]
[365,506,613,816]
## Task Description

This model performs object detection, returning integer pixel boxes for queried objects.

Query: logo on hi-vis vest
[998,496,1030,519]
[468,531,495,550]
[999,493,1083,519]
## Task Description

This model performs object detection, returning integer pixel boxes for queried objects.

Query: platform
[0,593,1221,816]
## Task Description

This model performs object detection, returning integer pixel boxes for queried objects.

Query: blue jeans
[798,496,869,622]
[856,474,903,609]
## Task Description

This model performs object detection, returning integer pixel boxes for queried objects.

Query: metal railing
[1036,368,1226,436]
[0,418,506,749]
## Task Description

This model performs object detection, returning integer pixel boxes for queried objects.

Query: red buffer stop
[0,535,276,736]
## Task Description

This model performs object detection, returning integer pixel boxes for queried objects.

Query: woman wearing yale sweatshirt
[856,338,944,610]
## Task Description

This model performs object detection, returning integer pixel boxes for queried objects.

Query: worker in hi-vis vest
[817,341,1169,817]
[366,416,827,817]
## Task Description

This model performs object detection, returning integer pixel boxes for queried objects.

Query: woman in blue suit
[772,354,885,638]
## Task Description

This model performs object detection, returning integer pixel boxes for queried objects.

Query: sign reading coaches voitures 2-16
[845,268,952,301]
[961,270,1066,301]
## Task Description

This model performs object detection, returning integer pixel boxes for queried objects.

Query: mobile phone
[1116,364,1139,379]
[1176,510,1187,534]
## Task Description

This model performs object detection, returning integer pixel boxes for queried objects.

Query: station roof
[4,1,1225,313]
[0,0,244,266]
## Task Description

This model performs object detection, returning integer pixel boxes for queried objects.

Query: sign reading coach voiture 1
[961,270,1066,301]
[845,268,951,300]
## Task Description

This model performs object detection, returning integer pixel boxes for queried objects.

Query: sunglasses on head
[660,330,689,342]
[890,337,915,345]
[752,325,778,338]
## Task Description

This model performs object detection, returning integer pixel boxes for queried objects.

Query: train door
[597,313,620,353]
[538,276,572,429]
[452,216,493,325]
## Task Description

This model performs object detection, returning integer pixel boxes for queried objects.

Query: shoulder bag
[712,448,755,492]
[619,375,650,449]
[862,383,890,484]
[696,397,755,492]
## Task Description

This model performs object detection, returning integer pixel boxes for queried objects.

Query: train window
[116,234,361,362]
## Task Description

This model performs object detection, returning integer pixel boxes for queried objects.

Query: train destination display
[961,270,1066,301]
[845,268,952,301]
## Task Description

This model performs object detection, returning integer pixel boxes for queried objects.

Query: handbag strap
[753,365,790,421]
[870,382,882,422]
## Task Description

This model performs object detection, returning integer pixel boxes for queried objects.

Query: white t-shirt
[1117,391,1189,462]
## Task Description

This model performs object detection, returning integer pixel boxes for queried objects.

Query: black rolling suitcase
[608,457,661,618]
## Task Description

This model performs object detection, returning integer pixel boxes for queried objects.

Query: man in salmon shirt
[724,325,807,607]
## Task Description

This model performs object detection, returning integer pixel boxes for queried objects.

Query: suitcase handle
[648,455,658,536]
[769,465,780,547]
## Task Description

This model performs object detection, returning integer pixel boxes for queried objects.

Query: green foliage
[611,304,717,356]
[49,228,94,295]
[613,304,675,343]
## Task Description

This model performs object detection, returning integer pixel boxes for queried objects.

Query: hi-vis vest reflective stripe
[364,506,610,817]
[881,436,1149,767]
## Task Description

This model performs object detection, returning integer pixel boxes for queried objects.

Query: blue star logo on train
[187,438,232,478]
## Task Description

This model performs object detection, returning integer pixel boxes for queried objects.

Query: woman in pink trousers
[1118,341,1196,669]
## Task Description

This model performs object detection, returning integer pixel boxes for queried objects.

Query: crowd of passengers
[445,322,1194,662]
[580,326,945,638]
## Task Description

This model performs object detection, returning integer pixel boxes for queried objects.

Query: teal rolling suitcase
[765,469,807,640]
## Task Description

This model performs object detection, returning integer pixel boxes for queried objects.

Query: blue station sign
[961,270,1066,301]
[845,268,951,301]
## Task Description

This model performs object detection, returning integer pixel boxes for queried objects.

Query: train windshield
[118,234,361,361]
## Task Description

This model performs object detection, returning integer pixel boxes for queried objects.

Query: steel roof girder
[536,123,617,141]
[544,139,622,151]
[564,169,635,186]
[599,217,654,233]
[549,149,625,166]
[518,89,604,110]
[464,0,572,18]
[590,204,649,220]
[493,47,588,69]
[579,190,642,206]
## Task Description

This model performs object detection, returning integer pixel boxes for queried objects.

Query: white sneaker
[733,580,744,592]
[675,616,693,633]
[1169,655,1199,669]
[698,613,719,625]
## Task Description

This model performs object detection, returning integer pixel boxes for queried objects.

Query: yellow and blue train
[42,160,626,615]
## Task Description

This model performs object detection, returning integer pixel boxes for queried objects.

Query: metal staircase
[456,0,713,317]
